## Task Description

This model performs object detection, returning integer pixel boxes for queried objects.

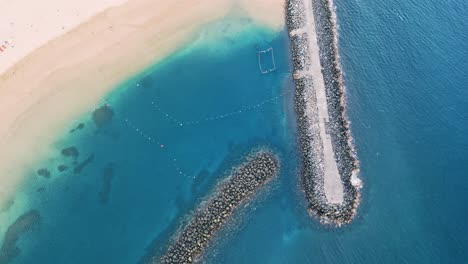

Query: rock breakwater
[286,0,362,225]
[155,149,279,263]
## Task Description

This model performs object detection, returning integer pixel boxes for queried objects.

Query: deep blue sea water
[2,0,468,263]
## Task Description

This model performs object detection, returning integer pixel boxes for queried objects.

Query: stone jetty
[286,0,362,225]
[156,150,279,264]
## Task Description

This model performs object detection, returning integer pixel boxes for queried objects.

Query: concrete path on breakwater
[290,0,344,204]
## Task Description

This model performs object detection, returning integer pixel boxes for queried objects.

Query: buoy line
[149,90,291,127]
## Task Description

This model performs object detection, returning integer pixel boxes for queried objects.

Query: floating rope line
[149,90,291,127]
[151,100,185,127]
[91,104,170,154]
[119,116,162,145]
[172,157,190,178]
[114,113,191,178]
[98,82,291,180]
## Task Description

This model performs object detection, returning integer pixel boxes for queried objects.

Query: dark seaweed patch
[57,164,68,172]
[73,154,95,174]
[70,123,85,133]
[92,105,114,128]
[36,168,51,179]
[0,199,14,213]
[61,146,79,160]
[0,210,40,263]
[99,164,114,204]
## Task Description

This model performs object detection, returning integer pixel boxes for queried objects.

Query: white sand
[0,0,128,74]
[0,0,285,207]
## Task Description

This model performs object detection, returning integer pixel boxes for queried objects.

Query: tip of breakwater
[154,149,280,264]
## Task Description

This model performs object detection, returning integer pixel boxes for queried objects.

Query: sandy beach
[0,0,285,207]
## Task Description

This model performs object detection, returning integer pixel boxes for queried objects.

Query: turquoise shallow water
[2,0,468,262]
[6,19,296,264]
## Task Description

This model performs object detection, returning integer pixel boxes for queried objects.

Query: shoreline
[0,0,285,209]
[285,0,362,225]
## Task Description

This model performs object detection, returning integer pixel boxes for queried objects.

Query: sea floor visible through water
[1,0,468,262]
[3,17,302,264]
